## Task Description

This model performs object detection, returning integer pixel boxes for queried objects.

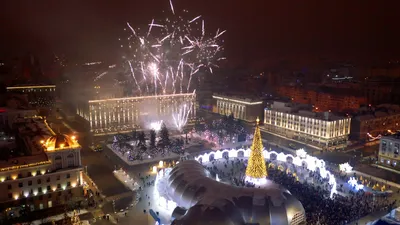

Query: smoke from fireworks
[122,0,225,96]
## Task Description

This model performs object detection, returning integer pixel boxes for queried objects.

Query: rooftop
[268,101,346,121]
[44,134,79,151]
[88,92,195,103]
[6,85,56,90]
[0,117,80,170]
[0,153,50,172]
[212,93,263,105]
[381,133,400,142]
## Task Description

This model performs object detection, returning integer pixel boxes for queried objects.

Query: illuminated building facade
[76,93,196,135]
[212,94,263,122]
[0,117,83,216]
[378,135,400,168]
[264,101,351,149]
[6,85,57,107]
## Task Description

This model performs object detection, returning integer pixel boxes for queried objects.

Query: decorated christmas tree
[245,118,267,181]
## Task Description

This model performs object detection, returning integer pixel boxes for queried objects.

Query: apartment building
[276,85,367,112]
[351,104,400,142]
[264,101,351,149]
[378,135,400,168]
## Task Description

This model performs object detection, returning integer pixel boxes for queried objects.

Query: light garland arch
[194,148,338,198]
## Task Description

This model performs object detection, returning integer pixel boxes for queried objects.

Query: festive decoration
[339,162,353,173]
[245,118,267,183]
[194,146,337,198]
[348,177,364,191]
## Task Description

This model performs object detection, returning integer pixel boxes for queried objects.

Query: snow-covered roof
[168,160,305,225]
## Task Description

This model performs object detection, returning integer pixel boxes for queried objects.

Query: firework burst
[173,103,191,131]
[122,0,225,96]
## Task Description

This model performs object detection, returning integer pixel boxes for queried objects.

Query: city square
[1,0,400,225]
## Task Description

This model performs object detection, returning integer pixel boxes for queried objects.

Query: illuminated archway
[194,147,339,198]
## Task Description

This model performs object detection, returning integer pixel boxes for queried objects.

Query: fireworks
[173,103,191,131]
[150,120,163,131]
[122,0,225,96]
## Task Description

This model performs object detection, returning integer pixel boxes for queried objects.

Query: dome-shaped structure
[44,134,77,151]
[164,160,306,225]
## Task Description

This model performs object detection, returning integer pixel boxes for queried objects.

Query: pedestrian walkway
[371,164,400,175]
[30,209,89,225]
[82,172,107,199]
[105,191,134,202]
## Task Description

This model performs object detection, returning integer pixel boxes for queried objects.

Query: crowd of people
[110,132,185,162]
[269,169,394,225]
[201,157,396,225]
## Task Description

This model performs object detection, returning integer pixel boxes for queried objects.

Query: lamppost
[112,200,116,213]
[184,128,188,144]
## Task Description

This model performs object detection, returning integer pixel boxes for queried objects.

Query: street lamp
[112,200,116,213]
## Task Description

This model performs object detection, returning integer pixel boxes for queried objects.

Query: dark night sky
[1,0,400,65]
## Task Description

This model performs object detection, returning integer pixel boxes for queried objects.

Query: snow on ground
[113,169,140,191]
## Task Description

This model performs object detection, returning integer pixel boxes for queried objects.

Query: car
[90,144,103,152]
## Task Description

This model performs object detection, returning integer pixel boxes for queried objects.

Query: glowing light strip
[212,95,262,105]
[367,133,381,141]
[44,120,56,136]
[194,148,338,198]
[7,85,56,90]
[0,160,51,172]
[89,93,195,103]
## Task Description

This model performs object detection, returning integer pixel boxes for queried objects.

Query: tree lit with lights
[245,118,267,183]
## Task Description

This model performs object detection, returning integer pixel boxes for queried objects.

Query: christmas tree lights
[245,118,267,184]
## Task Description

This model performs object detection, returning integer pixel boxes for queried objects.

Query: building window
[66,174,70,179]
[67,182,71,187]
[38,187,42,193]
[18,183,23,188]
[28,181,32,186]
[67,154,75,167]
[57,184,61,189]
[382,141,387,152]
[7,184,11,190]
[28,172,32,177]
[37,179,42,184]
[8,193,12,199]
[47,186,51,191]
[18,173,22,178]
[55,155,62,170]
[47,177,50,182]
[57,175,60,180]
